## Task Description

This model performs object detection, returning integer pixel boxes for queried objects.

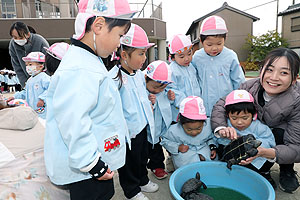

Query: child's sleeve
[160,129,181,155]
[230,52,245,89]
[14,90,26,100]
[255,122,276,148]
[38,75,51,102]
[51,70,103,171]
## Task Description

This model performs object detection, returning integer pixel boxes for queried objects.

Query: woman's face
[11,29,28,40]
[260,56,294,96]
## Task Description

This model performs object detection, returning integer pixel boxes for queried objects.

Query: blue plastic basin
[169,161,275,200]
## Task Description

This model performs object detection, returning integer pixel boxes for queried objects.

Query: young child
[144,60,175,180]
[161,96,217,169]
[215,89,276,188]
[167,34,201,122]
[192,15,245,117]
[44,42,70,76]
[211,47,300,193]
[108,23,158,200]
[43,0,136,199]
[10,52,50,119]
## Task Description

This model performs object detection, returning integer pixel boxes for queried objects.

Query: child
[43,0,136,199]
[108,23,158,200]
[215,89,276,188]
[192,15,245,117]
[167,34,201,122]
[10,52,50,119]
[161,96,217,169]
[211,47,300,193]
[144,60,175,180]
[44,42,70,76]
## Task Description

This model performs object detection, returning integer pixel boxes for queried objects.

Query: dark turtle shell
[221,134,262,169]
[181,172,207,195]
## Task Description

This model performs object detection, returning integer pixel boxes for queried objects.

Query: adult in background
[9,22,49,87]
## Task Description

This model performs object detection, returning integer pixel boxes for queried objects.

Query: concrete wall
[281,12,300,49]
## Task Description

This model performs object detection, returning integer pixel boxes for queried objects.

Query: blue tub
[169,161,275,200]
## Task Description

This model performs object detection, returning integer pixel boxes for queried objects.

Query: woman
[8,22,49,87]
[211,48,300,193]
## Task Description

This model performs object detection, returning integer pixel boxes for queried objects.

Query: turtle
[221,134,262,170]
[181,172,214,200]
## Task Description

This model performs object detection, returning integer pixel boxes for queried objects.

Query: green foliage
[244,62,259,71]
[244,31,289,68]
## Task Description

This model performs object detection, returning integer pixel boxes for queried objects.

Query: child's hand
[6,96,14,103]
[218,127,237,140]
[37,99,45,107]
[148,94,156,105]
[97,168,114,181]
[210,150,217,160]
[178,144,189,153]
[167,90,175,101]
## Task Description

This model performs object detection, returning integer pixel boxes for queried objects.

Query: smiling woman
[211,47,300,194]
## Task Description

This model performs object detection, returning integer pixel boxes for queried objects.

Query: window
[291,16,300,32]
[1,0,16,18]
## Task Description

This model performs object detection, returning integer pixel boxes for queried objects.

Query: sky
[129,0,300,41]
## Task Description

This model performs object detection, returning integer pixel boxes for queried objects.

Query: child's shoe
[127,192,149,200]
[166,156,175,173]
[140,180,159,193]
[152,168,168,180]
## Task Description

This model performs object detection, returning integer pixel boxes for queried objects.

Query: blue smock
[166,61,201,121]
[14,72,50,119]
[161,119,215,169]
[108,67,155,143]
[148,90,173,144]
[44,45,130,185]
[192,47,245,116]
[216,119,276,169]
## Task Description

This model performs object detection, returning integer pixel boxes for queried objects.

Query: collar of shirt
[118,64,136,76]
[71,38,96,56]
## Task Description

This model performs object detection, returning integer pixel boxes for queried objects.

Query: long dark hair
[260,48,300,85]
[113,45,136,89]
[9,22,29,38]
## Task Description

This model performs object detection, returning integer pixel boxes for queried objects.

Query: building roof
[186,2,260,35]
[278,3,300,16]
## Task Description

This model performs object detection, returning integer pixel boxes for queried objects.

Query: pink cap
[225,90,254,107]
[44,42,70,60]
[120,24,154,48]
[22,52,45,63]
[179,96,207,121]
[73,0,137,40]
[168,34,192,54]
[146,60,173,84]
[200,15,228,35]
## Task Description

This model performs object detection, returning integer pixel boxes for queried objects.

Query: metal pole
[276,0,279,32]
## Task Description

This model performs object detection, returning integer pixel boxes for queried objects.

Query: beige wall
[195,9,253,62]
[281,12,300,49]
